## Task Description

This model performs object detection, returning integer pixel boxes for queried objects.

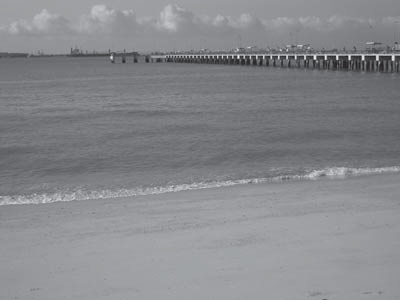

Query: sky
[1,0,400,53]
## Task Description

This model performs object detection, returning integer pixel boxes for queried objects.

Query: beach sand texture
[1,174,400,300]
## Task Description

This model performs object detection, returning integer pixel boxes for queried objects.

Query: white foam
[304,166,400,179]
[1,166,399,206]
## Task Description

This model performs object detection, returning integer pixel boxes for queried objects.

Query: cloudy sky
[1,0,400,53]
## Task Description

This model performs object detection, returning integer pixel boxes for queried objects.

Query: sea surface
[1,56,399,205]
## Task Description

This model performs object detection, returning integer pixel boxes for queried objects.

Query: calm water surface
[1,57,399,205]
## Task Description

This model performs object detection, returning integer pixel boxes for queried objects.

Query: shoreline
[1,173,400,299]
[2,166,400,206]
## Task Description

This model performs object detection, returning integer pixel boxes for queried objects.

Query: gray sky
[1,1,400,53]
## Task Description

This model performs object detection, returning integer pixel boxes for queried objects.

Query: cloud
[3,9,73,36]
[260,15,372,33]
[1,4,399,50]
[78,5,139,35]
[155,4,199,33]
[151,5,268,36]
[1,4,374,37]
[382,16,400,26]
[226,13,265,30]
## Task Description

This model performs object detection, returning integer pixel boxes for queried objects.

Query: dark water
[1,57,399,205]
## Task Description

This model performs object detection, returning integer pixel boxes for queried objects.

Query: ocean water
[1,56,399,205]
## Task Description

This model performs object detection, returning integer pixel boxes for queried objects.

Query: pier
[108,50,140,63]
[150,53,400,73]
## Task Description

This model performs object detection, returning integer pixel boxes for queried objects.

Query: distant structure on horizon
[0,52,28,58]
[69,46,110,57]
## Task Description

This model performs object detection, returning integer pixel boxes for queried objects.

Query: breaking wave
[1,166,399,206]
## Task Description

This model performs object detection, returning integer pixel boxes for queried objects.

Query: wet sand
[1,174,400,300]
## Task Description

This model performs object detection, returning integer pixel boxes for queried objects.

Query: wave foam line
[303,166,400,179]
[1,166,399,206]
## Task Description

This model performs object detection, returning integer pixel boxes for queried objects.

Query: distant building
[70,47,82,56]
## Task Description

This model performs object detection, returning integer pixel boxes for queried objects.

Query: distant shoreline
[0,53,111,58]
[0,53,146,58]
[0,52,29,58]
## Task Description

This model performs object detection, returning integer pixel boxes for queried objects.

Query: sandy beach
[1,174,399,300]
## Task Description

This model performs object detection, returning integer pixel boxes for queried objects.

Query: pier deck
[150,53,400,72]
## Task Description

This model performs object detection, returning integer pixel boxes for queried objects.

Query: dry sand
[1,174,400,300]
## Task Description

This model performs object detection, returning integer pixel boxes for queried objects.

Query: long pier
[150,53,400,72]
